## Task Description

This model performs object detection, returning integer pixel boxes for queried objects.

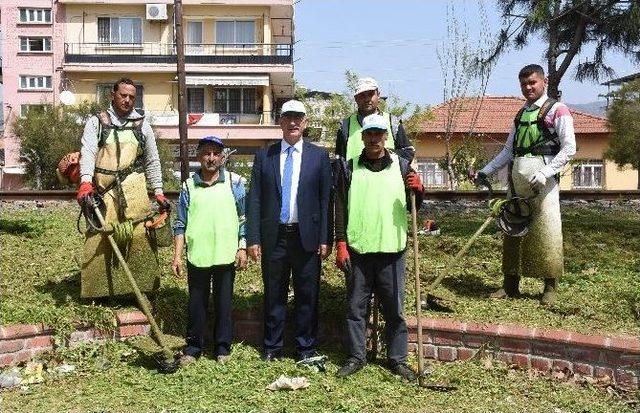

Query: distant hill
[568,101,607,117]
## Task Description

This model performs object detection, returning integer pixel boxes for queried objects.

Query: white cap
[280,99,306,116]
[361,114,388,132]
[354,77,379,96]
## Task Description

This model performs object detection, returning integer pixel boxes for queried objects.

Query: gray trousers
[346,249,408,363]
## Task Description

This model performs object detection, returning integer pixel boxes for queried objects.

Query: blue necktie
[280,146,294,223]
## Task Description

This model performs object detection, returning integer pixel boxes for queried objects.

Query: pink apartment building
[0,0,294,189]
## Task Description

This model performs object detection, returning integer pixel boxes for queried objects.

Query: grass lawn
[1,340,636,412]
[1,202,639,337]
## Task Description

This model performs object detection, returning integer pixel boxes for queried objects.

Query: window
[186,21,203,54]
[572,160,603,189]
[19,37,52,52]
[98,17,142,44]
[20,104,50,117]
[187,88,205,113]
[416,159,448,188]
[215,20,255,46]
[97,84,144,111]
[19,8,52,24]
[19,76,52,90]
[214,88,256,114]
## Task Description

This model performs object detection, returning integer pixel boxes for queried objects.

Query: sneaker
[179,354,197,367]
[336,358,365,378]
[217,354,231,364]
[389,362,417,381]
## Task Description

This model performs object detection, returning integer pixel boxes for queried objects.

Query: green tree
[487,0,640,99]
[604,79,640,189]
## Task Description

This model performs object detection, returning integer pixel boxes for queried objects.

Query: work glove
[529,171,547,191]
[473,171,488,188]
[155,193,171,214]
[335,241,352,275]
[76,182,95,206]
[405,171,424,192]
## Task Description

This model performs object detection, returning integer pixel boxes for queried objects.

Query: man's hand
[248,244,262,261]
[405,171,424,192]
[529,171,546,191]
[317,244,331,260]
[77,182,95,206]
[335,241,352,274]
[473,171,489,188]
[155,193,171,214]
[171,256,183,278]
[235,249,248,270]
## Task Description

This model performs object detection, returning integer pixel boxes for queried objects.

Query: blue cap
[361,114,388,132]
[197,136,224,149]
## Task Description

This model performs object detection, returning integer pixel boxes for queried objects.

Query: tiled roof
[420,96,608,135]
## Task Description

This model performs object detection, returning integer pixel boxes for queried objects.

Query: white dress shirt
[481,93,576,178]
[279,139,303,223]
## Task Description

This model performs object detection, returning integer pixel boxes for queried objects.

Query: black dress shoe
[389,361,417,381]
[336,358,365,378]
[261,351,283,362]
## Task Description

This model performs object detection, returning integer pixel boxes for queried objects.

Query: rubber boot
[490,275,520,299]
[541,278,557,306]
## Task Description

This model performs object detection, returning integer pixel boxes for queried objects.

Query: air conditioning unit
[146,4,168,21]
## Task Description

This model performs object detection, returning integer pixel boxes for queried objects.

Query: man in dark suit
[247,100,332,362]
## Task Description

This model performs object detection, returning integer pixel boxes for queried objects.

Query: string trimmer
[423,173,537,308]
[90,197,180,373]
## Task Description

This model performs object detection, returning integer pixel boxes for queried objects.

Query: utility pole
[175,0,189,181]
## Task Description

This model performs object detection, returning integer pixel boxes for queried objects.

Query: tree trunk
[637,164,640,190]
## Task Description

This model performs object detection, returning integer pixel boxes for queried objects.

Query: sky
[294,0,640,107]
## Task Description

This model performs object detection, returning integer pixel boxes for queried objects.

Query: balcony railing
[64,43,293,65]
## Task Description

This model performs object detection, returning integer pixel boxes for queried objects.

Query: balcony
[64,43,293,65]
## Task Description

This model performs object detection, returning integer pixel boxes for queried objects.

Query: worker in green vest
[476,64,576,306]
[334,113,425,380]
[335,77,415,163]
[172,136,247,365]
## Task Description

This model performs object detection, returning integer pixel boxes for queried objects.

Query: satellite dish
[59,90,76,106]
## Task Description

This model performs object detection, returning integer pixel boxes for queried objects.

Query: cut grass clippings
[1,340,636,413]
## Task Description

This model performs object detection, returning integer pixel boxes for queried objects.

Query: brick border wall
[1,311,638,389]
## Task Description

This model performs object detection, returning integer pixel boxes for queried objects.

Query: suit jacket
[247,140,332,258]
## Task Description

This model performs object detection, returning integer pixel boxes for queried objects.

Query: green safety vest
[345,112,395,161]
[347,153,408,253]
[514,107,544,156]
[185,171,239,267]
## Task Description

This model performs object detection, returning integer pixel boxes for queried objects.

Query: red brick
[69,330,91,343]
[24,335,53,349]
[423,344,437,359]
[92,329,114,340]
[552,359,572,372]
[532,342,566,358]
[0,339,25,354]
[573,363,594,376]
[536,329,572,344]
[511,354,530,368]
[14,349,34,364]
[463,334,493,348]
[457,348,477,361]
[615,370,638,389]
[464,322,501,337]
[569,333,608,349]
[432,332,463,346]
[116,311,148,326]
[0,353,16,367]
[118,324,149,338]
[499,324,535,340]
[594,366,614,380]
[425,318,466,334]
[618,354,640,369]
[567,347,602,363]
[437,346,457,361]
[608,336,640,353]
[495,352,513,365]
[530,356,552,372]
[497,338,530,353]
[0,324,39,339]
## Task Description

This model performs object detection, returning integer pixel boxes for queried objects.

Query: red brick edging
[1,310,638,389]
